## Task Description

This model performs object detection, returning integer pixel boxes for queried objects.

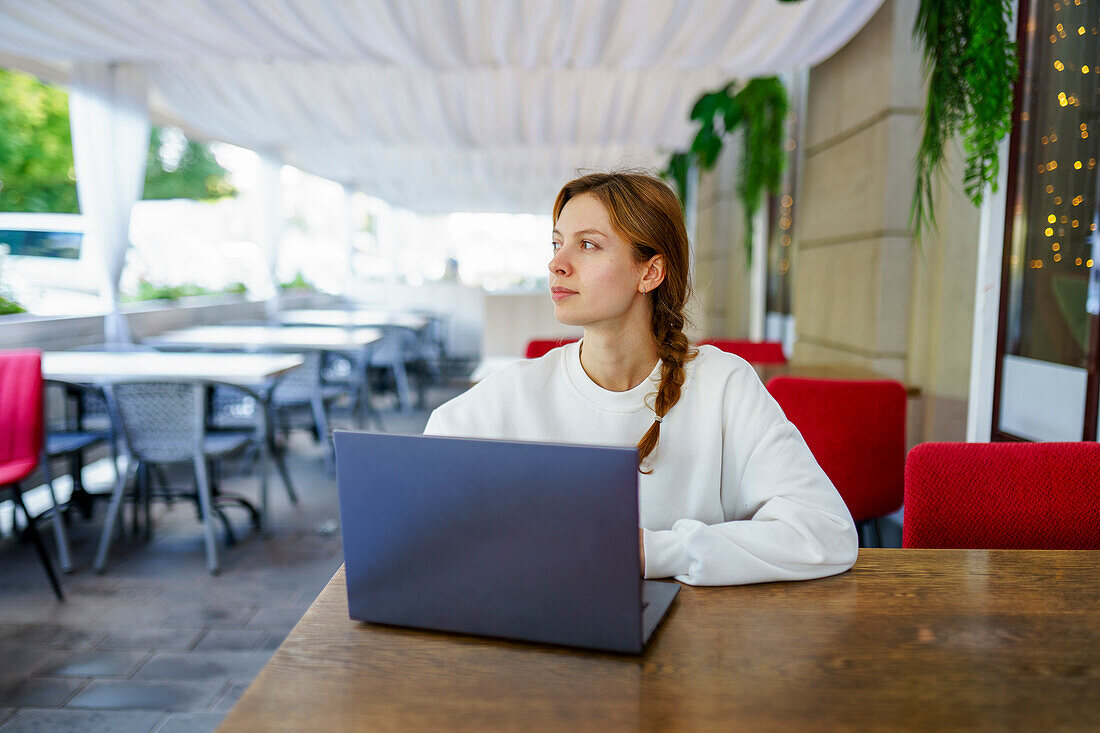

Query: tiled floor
[0,383,464,733]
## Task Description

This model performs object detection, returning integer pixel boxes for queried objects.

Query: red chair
[766,376,907,546]
[698,339,787,365]
[903,442,1100,549]
[0,350,64,599]
[525,339,578,359]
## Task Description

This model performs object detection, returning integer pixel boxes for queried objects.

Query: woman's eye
[582,240,597,250]
[551,242,561,251]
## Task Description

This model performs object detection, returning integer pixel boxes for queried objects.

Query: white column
[341,185,356,297]
[255,152,284,320]
[965,136,1010,442]
[69,62,149,345]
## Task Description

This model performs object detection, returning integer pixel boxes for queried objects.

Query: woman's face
[549,193,655,329]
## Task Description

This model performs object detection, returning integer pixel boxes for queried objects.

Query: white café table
[279,309,429,332]
[144,325,383,351]
[42,350,305,549]
[42,350,304,385]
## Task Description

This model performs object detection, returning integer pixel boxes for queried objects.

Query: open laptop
[333,430,679,654]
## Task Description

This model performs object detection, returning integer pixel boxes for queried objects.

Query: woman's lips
[551,288,577,302]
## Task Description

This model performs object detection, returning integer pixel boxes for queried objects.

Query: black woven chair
[95,381,262,575]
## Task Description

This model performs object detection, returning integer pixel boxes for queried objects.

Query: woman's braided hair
[552,172,697,473]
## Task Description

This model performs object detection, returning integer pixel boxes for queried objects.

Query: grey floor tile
[66,680,222,712]
[157,605,256,629]
[0,708,163,732]
[33,651,147,678]
[0,677,85,707]
[244,607,306,633]
[95,627,203,652]
[152,711,225,733]
[0,647,54,685]
[212,681,249,712]
[133,651,272,682]
[0,625,105,650]
[192,629,266,652]
[258,631,287,650]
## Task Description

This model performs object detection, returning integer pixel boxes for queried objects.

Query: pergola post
[69,62,149,346]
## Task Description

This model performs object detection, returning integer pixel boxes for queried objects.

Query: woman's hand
[639,528,646,576]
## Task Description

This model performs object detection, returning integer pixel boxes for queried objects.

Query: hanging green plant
[662,76,789,264]
[912,0,1018,239]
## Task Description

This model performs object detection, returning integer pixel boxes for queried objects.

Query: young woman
[425,172,858,586]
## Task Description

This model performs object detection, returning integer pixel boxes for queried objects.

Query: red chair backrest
[699,339,787,365]
[767,376,906,522]
[525,339,578,359]
[0,349,44,484]
[903,441,1100,549]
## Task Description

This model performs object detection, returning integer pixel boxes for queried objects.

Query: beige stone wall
[692,0,983,443]
[794,0,982,442]
[691,136,751,341]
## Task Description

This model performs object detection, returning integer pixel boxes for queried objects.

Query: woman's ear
[639,255,666,294]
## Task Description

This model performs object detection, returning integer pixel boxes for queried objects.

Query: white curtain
[254,153,284,319]
[0,0,884,214]
[68,62,149,345]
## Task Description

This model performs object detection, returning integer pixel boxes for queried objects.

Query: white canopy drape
[0,0,883,214]
[68,62,149,343]
[254,152,285,319]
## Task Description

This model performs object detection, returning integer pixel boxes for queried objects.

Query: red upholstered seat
[525,339,578,359]
[698,339,787,365]
[766,377,907,527]
[0,350,44,481]
[903,441,1100,549]
[0,349,64,599]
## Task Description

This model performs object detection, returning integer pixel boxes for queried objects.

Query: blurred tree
[143,126,237,201]
[0,68,235,213]
[0,68,78,212]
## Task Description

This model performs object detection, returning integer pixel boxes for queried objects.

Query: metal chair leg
[311,395,334,475]
[193,457,221,575]
[13,485,64,601]
[94,459,134,573]
[40,451,73,573]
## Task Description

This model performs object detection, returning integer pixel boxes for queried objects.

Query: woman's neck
[579,328,660,392]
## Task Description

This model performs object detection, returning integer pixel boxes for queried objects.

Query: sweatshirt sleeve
[642,371,859,586]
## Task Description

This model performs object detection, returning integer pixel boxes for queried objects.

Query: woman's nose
[549,251,570,275]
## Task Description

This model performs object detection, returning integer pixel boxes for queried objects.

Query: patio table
[42,350,304,534]
[278,309,429,331]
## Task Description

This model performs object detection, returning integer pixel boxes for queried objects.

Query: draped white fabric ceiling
[0,0,883,213]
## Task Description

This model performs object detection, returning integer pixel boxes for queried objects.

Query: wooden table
[220,549,1100,731]
[144,325,383,352]
[279,309,429,332]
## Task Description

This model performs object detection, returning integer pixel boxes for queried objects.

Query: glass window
[0,229,82,259]
[1003,0,1099,368]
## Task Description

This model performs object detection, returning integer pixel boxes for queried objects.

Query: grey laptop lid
[333,430,677,654]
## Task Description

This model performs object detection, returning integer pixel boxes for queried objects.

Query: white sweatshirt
[424,341,858,586]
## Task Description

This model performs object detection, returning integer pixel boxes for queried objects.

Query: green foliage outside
[0,68,77,213]
[279,271,315,291]
[0,294,25,314]
[0,245,25,314]
[663,77,789,264]
[0,68,235,214]
[122,279,248,303]
[912,0,1017,239]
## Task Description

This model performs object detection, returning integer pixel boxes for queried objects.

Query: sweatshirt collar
[562,339,662,413]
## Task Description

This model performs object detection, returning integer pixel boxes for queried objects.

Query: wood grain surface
[219,550,1100,732]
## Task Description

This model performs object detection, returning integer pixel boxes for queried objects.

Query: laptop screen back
[334,431,644,652]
